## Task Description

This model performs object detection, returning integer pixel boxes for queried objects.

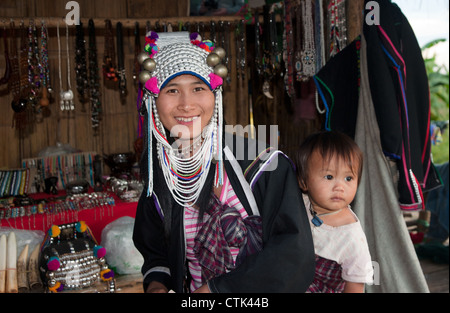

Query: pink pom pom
[145,77,160,94]
[209,73,223,90]
[94,246,106,258]
[47,257,60,271]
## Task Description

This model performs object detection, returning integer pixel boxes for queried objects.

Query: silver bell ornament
[214,64,228,78]
[213,47,226,60]
[137,51,150,65]
[139,70,152,84]
[206,53,220,67]
[143,58,157,72]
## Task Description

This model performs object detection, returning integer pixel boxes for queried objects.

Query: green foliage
[422,39,449,163]
[422,39,449,121]
[431,127,449,165]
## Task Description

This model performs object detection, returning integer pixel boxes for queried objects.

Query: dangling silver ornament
[143,58,157,72]
[212,47,226,60]
[214,64,228,78]
[206,53,220,67]
[137,51,150,65]
[139,70,152,84]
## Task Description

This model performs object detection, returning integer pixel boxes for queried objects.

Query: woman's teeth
[176,116,199,122]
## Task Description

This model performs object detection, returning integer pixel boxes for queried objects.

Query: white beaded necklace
[146,90,223,206]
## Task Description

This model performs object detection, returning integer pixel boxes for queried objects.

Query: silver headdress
[137,31,227,206]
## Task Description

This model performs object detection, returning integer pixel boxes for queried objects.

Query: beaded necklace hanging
[57,23,74,111]
[18,21,31,111]
[27,19,40,107]
[328,0,347,58]
[12,21,34,134]
[39,20,51,108]
[283,0,295,99]
[75,21,88,111]
[299,0,316,81]
[8,21,21,109]
[87,19,101,132]
[103,19,117,85]
[116,22,127,100]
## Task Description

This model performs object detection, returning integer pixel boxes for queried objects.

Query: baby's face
[304,151,359,214]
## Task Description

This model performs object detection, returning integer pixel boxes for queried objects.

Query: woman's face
[156,74,215,143]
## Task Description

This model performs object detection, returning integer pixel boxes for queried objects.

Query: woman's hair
[295,130,363,190]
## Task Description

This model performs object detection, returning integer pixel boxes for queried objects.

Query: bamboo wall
[0,0,364,170]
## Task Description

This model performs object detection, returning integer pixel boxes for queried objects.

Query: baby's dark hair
[295,130,363,190]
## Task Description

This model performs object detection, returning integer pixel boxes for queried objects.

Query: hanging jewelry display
[283,0,295,98]
[299,0,316,81]
[102,19,117,85]
[328,0,347,58]
[18,21,31,111]
[8,21,21,111]
[12,21,34,135]
[254,10,263,77]
[27,19,41,107]
[87,19,101,132]
[0,23,11,85]
[116,22,127,101]
[57,23,74,111]
[75,22,88,111]
[294,3,302,81]
[38,20,51,108]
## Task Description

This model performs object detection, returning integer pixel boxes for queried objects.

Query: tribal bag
[39,221,115,293]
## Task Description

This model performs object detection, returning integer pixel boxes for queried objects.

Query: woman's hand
[146,281,169,293]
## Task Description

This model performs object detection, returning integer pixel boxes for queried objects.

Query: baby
[296,130,373,293]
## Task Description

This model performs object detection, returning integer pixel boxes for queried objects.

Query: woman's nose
[177,93,195,111]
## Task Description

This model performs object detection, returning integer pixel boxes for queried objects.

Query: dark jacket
[133,133,315,293]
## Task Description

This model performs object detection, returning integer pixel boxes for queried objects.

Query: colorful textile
[307,255,345,293]
[193,194,262,282]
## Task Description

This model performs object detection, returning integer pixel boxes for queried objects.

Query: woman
[133,31,314,293]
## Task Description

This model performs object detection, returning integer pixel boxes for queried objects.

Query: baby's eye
[324,175,333,180]
[345,176,354,182]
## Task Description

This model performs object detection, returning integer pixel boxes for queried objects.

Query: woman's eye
[194,86,205,92]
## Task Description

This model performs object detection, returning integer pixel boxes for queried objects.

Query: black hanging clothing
[314,0,442,209]
[363,0,441,209]
[314,37,362,139]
